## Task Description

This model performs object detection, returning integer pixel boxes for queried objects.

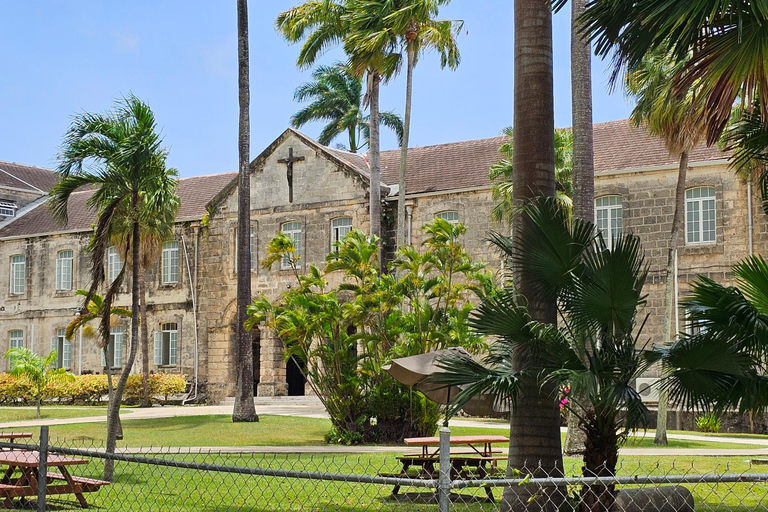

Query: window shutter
[63,341,72,369]
[101,347,106,367]
[154,332,162,365]
[50,337,57,353]
[169,331,178,366]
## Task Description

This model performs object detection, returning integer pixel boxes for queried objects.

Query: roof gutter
[385,184,494,201]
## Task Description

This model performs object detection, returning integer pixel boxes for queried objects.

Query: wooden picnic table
[0,449,109,509]
[388,435,509,501]
[0,433,32,444]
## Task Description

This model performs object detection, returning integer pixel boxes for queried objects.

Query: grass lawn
[41,415,331,446]
[0,406,115,422]
[44,452,764,511]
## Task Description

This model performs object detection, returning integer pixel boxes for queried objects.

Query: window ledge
[681,242,722,256]
[157,365,178,369]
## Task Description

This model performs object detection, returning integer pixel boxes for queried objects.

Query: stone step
[221,395,322,407]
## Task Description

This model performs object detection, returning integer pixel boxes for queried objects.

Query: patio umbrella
[383,347,472,405]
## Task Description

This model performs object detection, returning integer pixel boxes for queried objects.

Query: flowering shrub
[0,373,186,405]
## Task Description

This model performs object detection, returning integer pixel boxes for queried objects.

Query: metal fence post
[438,426,451,512]
[37,425,48,512]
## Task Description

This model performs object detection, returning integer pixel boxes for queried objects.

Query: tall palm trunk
[369,73,382,246]
[396,39,416,248]
[140,271,150,407]
[505,1,563,510]
[655,150,688,445]
[564,0,594,457]
[233,0,258,423]
[104,221,141,481]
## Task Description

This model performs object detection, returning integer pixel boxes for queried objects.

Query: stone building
[0,120,758,403]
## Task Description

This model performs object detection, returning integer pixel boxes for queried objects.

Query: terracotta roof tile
[0,173,236,239]
[0,160,58,193]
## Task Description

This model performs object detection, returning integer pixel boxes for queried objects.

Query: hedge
[0,373,187,406]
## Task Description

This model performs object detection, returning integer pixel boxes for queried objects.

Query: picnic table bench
[0,433,33,446]
[383,435,509,502]
[0,450,109,509]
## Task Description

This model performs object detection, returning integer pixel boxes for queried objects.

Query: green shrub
[696,413,722,433]
[0,373,186,405]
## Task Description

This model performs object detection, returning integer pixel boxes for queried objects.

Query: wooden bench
[47,472,111,492]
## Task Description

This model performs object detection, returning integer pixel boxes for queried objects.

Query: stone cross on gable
[277,147,305,203]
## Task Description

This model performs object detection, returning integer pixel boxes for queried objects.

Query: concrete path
[3,398,768,457]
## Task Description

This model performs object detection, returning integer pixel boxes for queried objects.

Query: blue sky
[0,1,632,178]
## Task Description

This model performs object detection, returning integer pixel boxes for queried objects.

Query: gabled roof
[0,173,236,239]
[207,128,377,212]
[0,160,58,193]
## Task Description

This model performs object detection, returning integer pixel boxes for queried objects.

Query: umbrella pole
[443,386,451,427]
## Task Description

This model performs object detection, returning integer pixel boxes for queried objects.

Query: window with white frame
[50,328,72,370]
[436,211,460,225]
[686,186,716,244]
[107,247,123,284]
[162,241,179,284]
[8,330,23,370]
[331,217,353,249]
[101,327,124,367]
[154,323,178,366]
[56,250,74,290]
[10,255,25,295]
[281,221,302,269]
[0,201,16,217]
[595,196,623,247]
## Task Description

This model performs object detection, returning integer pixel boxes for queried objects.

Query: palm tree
[357,0,462,248]
[658,254,768,419]
[582,1,768,145]
[66,289,132,409]
[277,0,400,240]
[624,48,707,444]
[3,348,74,419]
[724,107,768,215]
[565,0,594,455]
[234,0,259,423]
[291,62,404,152]
[49,95,179,480]
[436,198,652,511]
[489,127,573,226]
[506,1,562,509]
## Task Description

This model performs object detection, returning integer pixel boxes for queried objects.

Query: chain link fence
[1,426,767,510]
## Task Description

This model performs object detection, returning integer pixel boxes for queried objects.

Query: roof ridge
[0,160,55,172]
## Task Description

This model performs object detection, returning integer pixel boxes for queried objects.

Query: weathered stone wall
[0,224,200,382]
[595,162,757,378]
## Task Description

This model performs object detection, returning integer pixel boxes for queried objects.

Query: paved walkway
[3,398,768,457]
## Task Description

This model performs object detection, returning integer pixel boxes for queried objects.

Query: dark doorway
[286,356,306,396]
[252,328,261,396]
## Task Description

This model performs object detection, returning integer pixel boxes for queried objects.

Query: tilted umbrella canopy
[382,347,472,405]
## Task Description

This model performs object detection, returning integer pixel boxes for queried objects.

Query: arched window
[331,217,353,248]
[162,241,179,284]
[686,186,716,244]
[436,211,459,225]
[595,196,622,247]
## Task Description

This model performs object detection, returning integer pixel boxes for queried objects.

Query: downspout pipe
[181,229,200,405]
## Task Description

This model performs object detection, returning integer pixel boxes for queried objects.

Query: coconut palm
[277,0,400,240]
[49,95,179,480]
[353,0,462,248]
[582,1,768,145]
[624,47,708,444]
[489,127,573,225]
[436,198,652,511]
[234,0,259,424]
[291,62,404,152]
[658,254,768,418]
[4,348,74,419]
